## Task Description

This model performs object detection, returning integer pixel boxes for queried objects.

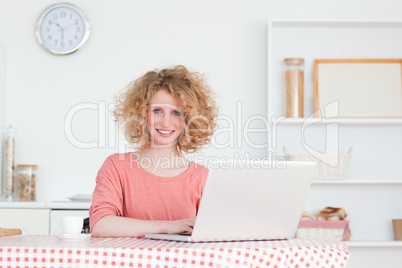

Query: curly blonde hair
[113,65,219,153]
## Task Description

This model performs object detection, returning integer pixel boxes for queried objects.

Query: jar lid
[17,164,38,168]
[4,125,15,134]
[284,58,304,62]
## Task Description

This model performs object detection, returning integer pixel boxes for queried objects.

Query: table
[0,235,349,267]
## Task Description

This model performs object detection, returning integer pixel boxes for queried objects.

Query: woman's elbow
[90,223,103,237]
[90,216,110,237]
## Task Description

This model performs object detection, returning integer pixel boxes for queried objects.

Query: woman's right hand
[163,217,196,234]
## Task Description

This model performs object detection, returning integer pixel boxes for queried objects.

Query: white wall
[0,42,6,181]
[1,0,402,203]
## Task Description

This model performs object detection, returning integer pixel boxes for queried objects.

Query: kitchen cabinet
[0,208,49,235]
[268,19,402,268]
[0,202,90,235]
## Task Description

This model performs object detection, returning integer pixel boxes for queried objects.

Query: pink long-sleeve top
[89,153,209,231]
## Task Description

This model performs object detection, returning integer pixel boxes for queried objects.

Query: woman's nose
[161,113,171,127]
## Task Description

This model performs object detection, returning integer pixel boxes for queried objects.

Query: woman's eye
[173,111,181,116]
[153,109,162,114]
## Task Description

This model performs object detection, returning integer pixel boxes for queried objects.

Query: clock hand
[63,22,78,30]
[55,23,64,31]
[55,22,65,40]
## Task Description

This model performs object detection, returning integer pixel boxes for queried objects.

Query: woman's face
[147,89,183,148]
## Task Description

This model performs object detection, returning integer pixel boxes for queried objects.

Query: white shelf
[267,19,402,266]
[267,19,402,120]
[269,19,402,23]
[311,181,402,185]
[345,241,402,247]
[274,118,402,125]
[0,201,47,209]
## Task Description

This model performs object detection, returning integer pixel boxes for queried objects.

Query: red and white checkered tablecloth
[0,235,349,268]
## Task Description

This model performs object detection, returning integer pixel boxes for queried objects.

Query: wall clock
[35,3,90,55]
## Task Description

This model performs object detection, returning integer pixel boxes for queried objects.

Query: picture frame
[314,59,402,118]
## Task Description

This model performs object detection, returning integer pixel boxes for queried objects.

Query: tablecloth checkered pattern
[0,235,349,268]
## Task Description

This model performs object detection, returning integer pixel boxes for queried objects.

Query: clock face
[36,4,90,55]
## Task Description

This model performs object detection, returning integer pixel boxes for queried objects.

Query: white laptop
[146,161,316,242]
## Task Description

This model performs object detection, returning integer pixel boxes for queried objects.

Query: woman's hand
[163,217,196,234]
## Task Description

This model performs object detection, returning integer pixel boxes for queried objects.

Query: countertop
[0,201,91,209]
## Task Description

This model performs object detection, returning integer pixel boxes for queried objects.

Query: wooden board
[0,228,22,237]
[314,59,402,118]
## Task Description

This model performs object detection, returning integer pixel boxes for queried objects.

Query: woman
[89,65,218,237]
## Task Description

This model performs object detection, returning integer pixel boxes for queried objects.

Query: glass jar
[2,126,15,201]
[284,58,304,118]
[17,165,38,201]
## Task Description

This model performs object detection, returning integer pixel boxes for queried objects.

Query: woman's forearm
[91,215,196,238]
[91,215,166,237]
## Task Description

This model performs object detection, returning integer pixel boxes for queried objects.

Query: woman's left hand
[162,217,196,234]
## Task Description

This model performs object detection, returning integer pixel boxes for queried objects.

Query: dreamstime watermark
[64,100,341,167]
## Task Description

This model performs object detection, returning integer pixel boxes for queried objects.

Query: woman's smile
[157,129,175,136]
